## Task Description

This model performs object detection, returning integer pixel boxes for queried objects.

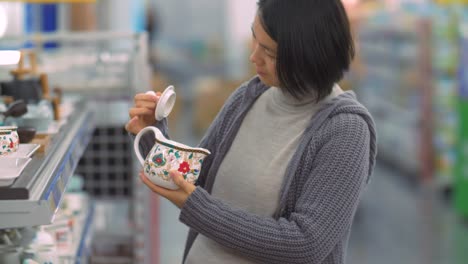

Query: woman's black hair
[257,0,355,101]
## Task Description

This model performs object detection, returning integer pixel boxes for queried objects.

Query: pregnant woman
[126,0,377,263]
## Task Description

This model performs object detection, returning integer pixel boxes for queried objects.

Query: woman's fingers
[129,107,154,118]
[170,171,187,189]
[170,170,196,195]
[135,100,157,109]
[134,93,159,104]
[125,116,144,134]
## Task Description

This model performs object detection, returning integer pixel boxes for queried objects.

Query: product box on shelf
[455,90,468,217]
[454,100,468,218]
[431,4,460,187]
[455,16,468,217]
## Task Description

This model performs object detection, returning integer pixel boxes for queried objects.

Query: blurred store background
[0,0,467,263]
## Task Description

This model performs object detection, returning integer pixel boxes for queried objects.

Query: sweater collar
[269,84,344,112]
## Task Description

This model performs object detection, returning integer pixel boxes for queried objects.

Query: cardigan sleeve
[179,114,371,263]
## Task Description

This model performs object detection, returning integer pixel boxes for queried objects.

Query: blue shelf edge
[75,202,95,264]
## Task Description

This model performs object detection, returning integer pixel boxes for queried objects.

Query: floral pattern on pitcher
[144,144,205,185]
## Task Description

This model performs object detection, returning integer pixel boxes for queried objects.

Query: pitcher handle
[133,126,163,166]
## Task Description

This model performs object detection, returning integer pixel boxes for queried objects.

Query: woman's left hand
[139,170,196,208]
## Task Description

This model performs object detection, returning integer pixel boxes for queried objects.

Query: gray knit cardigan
[137,77,377,264]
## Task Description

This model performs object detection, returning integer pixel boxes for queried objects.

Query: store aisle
[348,165,468,264]
[158,162,468,264]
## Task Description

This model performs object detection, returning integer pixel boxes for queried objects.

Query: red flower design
[178,161,191,174]
[9,141,13,148]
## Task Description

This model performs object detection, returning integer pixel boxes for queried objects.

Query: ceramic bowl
[17,126,36,143]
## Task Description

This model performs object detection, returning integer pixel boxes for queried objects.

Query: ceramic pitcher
[134,126,210,190]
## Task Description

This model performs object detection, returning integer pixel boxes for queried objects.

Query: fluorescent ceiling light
[0,50,21,65]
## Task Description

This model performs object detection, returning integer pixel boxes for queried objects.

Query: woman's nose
[249,44,263,65]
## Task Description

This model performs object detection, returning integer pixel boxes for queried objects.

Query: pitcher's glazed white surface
[134,126,210,190]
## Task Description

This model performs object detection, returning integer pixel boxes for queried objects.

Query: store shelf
[0,31,143,44]
[55,202,95,264]
[0,100,95,229]
[75,203,95,264]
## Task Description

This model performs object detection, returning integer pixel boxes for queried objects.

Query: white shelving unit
[0,99,95,229]
[0,31,151,263]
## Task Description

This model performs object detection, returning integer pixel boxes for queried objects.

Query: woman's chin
[257,75,271,86]
[257,75,279,88]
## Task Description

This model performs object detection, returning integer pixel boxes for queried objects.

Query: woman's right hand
[125,91,161,135]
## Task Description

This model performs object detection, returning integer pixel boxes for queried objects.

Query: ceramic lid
[146,85,176,121]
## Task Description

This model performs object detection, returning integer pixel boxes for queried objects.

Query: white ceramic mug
[134,127,210,190]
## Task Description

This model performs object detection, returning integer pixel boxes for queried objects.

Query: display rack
[431,5,461,191]
[0,31,150,96]
[455,17,468,218]
[0,31,152,263]
[355,15,433,182]
[0,99,95,229]
[0,31,150,195]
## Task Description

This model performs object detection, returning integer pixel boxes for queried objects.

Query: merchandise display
[0,191,94,264]
[354,2,468,219]
[355,12,431,178]
[455,96,468,218]
[431,3,460,187]
[0,29,149,263]
[455,8,468,218]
